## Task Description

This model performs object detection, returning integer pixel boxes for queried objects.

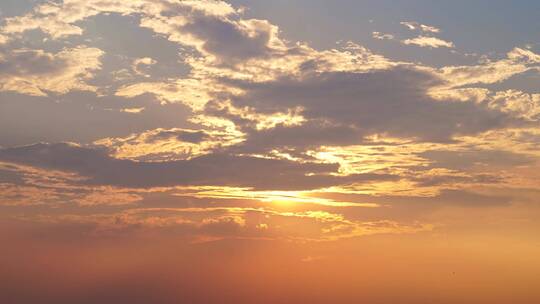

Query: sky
[0,1,539,303]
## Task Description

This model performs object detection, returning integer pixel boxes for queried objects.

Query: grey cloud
[224,67,517,143]
[231,121,363,156]
[0,143,395,190]
[0,168,23,184]
[146,130,209,144]
[420,149,534,170]
[181,13,277,63]
[0,48,66,76]
[177,130,208,143]
[414,173,503,187]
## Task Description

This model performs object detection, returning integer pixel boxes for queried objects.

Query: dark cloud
[0,48,66,76]
[181,16,271,61]
[146,129,209,144]
[179,12,278,63]
[177,130,208,143]
[0,143,395,190]
[231,121,363,155]
[223,67,517,144]
[419,149,534,170]
[0,168,23,184]
[414,173,503,187]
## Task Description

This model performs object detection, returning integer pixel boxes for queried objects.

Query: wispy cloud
[402,35,455,48]
[401,21,441,33]
[372,31,395,40]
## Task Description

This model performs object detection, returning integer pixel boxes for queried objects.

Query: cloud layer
[0,0,539,247]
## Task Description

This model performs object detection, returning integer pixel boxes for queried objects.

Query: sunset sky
[1,1,539,303]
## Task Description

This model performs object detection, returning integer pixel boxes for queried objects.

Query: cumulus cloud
[0,0,281,65]
[0,0,149,39]
[171,15,284,63]
[0,46,103,96]
[489,90,540,121]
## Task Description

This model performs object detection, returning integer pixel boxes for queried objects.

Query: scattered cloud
[0,0,539,245]
[398,21,453,49]
[401,21,441,33]
[372,31,394,40]
[402,36,455,48]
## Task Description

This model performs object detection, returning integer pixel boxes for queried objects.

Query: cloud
[488,90,540,121]
[402,36,454,48]
[0,166,23,184]
[507,47,540,63]
[0,0,539,246]
[0,143,395,190]
[398,21,452,49]
[401,22,418,31]
[116,78,217,110]
[419,149,534,170]
[434,48,540,88]
[372,31,395,40]
[0,47,103,96]
[149,129,209,144]
[221,67,515,143]
[94,127,244,161]
[401,21,441,33]
[0,0,148,39]
[0,161,143,206]
[7,206,433,242]
[228,120,363,155]
[132,57,156,77]
[172,14,284,63]
[0,0,281,65]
